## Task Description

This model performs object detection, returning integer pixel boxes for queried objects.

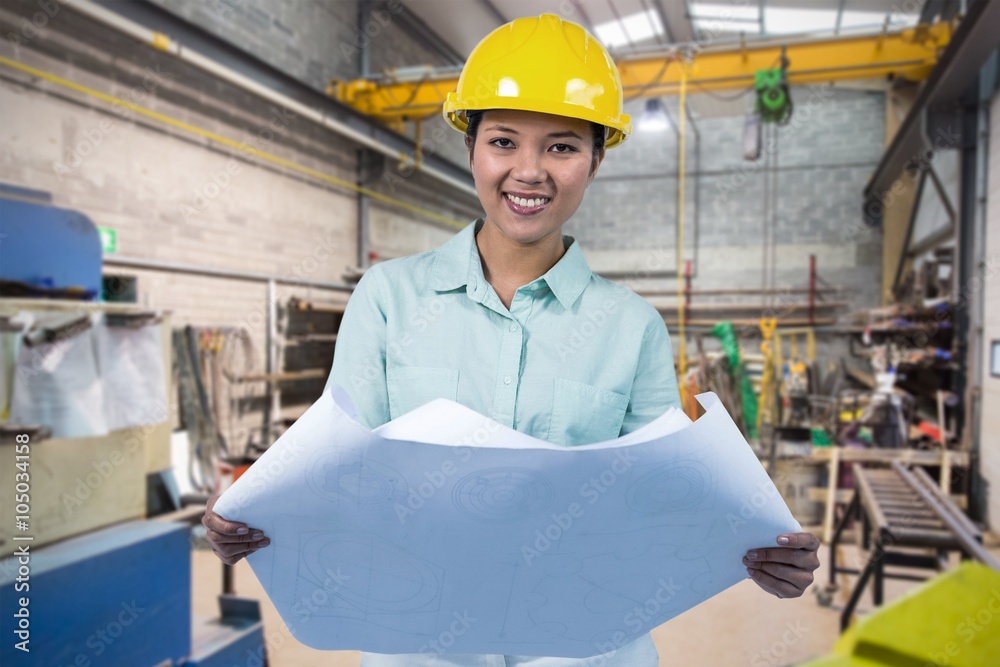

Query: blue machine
[0,521,190,665]
[0,184,103,299]
[0,520,268,666]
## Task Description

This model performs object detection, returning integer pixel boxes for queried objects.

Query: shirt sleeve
[323,266,390,430]
[619,314,682,436]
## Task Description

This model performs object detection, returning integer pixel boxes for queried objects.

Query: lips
[503,191,551,215]
[504,192,551,207]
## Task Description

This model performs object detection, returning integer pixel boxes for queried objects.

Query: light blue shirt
[325,218,680,666]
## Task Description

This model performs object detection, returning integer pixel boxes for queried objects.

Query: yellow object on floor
[798,562,1000,666]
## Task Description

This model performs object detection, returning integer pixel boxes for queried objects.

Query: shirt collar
[427,218,593,310]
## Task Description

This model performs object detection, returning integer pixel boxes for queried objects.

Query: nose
[510,148,545,184]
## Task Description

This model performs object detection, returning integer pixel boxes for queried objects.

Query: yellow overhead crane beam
[328,21,954,130]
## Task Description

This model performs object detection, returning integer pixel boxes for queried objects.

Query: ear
[588,147,606,184]
[465,134,475,173]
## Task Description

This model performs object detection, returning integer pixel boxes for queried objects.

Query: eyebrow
[484,125,584,141]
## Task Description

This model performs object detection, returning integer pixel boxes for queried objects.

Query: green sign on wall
[98,226,117,254]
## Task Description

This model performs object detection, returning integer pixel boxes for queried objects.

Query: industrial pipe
[62,0,478,200]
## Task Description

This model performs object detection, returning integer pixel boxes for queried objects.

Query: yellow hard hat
[443,14,631,149]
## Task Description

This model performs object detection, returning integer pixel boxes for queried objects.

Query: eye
[489,137,514,148]
[550,143,578,153]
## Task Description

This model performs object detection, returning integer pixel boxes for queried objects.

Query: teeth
[505,193,549,207]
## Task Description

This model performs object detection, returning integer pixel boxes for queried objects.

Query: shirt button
[503,375,512,385]
[509,323,518,332]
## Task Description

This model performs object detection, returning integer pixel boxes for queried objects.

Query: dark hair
[464,110,606,170]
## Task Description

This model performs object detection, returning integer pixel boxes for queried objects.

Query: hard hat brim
[443,94,630,149]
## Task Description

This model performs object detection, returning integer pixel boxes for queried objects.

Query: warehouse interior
[1,0,999,665]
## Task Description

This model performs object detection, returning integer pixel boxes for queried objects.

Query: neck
[475,218,566,289]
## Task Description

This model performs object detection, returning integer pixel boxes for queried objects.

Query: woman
[204,13,820,666]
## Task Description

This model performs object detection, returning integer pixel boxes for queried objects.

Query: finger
[206,527,266,546]
[746,561,814,591]
[747,567,804,599]
[213,538,269,560]
[746,567,784,597]
[211,543,247,564]
[212,548,248,564]
[202,510,251,536]
[213,546,254,566]
[745,547,820,566]
[776,532,821,550]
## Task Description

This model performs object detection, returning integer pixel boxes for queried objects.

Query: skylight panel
[594,8,664,48]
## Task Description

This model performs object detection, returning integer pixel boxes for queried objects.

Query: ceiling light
[638,99,670,133]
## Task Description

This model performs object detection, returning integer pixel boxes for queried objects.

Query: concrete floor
[191,535,1000,666]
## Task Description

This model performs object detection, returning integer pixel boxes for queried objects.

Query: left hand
[743,532,820,599]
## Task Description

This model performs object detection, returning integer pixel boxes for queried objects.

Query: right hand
[202,493,271,565]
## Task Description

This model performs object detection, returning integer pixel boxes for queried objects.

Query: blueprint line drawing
[307,450,408,507]
[452,467,554,523]
[625,459,713,514]
[213,387,801,658]
[296,531,443,622]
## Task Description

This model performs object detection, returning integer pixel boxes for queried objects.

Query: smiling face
[468,109,604,247]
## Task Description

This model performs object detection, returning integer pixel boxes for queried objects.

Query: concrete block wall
[149,0,359,88]
[569,87,884,311]
[0,0,471,448]
[152,0,472,169]
[564,87,885,367]
[1,0,892,444]
[567,87,885,370]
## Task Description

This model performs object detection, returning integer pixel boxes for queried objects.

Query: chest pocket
[546,378,629,447]
[386,366,460,419]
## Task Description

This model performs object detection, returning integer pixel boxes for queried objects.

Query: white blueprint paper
[8,314,108,439]
[214,386,800,658]
[93,318,168,432]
